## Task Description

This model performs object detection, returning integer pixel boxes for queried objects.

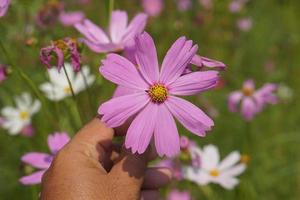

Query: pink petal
[134,32,159,84]
[228,91,243,112]
[99,93,150,128]
[243,79,255,90]
[241,97,257,121]
[59,11,85,26]
[222,164,246,177]
[109,10,128,43]
[48,132,70,154]
[168,71,219,96]
[142,0,163,17]
[160,37,198,85]
[122,13,148,44]
[125,103,158,154]
[81,39,119,53]
[165,96,213,137]
[100,53,149,90]
[21,152,52,169]
[112,86,136,98]
[191,55,226,70]
[75,19,109,44]
[154,104,180,157]
[19,170,46,185]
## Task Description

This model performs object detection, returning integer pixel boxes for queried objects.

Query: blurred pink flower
[0,117,5,126]
[59,11,85,26]
[237,17,253,32]
[19,132,70,185]
[155,136,201,179]
[198,0,213,10]
[0,0,10,17]
[228,80,278,121]
[167,189,191,200]
[40,37,81,72]
[142,0,163,17]
[0,65,8,83]
[20,124,35,137]
[99,32,218,157]
[177,0,192,12]
[75,10,147,53]
[229,0,249,13]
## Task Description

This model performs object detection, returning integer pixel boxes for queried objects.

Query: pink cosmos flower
[74,10,147,53]
[142,0,163,17]
[40,37,81,72]
[167,189,191,200]
[237,17,253,32]
[0,65,8,83]
[228,80,278,121]
[0,0,10,17]
[99,32,218,157]
[59,11,85,26]
[190,54,226,70]
[19,132,70,185]
[36,1,63,27]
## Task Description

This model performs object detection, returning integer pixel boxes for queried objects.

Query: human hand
[41,118,172,200]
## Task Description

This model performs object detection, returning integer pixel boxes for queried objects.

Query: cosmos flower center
[19,111,29,120]
[148,84,168,103]
[242,86,254,96]
[209,169,219,177]
[64,86,72,94]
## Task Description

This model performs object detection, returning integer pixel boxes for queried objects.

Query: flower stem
[108,0,114,22]
[79,69,93,110]
[62,65,83,127]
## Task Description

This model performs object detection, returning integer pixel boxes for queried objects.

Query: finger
[108,147,150,196]
[70,117,114,162]
[141,190,160,200]
[142,167,172,190]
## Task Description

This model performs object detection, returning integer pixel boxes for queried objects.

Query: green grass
[1,0,300,199]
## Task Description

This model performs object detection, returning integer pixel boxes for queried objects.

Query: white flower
[40,63,95,101]
[1,93,41,135]
[184,144,246,190]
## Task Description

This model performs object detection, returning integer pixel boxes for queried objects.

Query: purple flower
[142,0,163,17]
[20,124,35,137]
[177,0,192,12]
[40,37,81,72]
[19,132,70,185]
[237,17,253,32]
[229,0,248,13]
[228,80,278,121]
[0,65,8,83]
[167,189,191,200]
[59,11,85,26]
[75,10,147,53]
[0,0,10,17]
[99,32,219,157]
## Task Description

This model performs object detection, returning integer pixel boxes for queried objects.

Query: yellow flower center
[209,169,219,177]
[64,86,72,94]
[242,86,254,96]
[240,154,250,164]
[148,84,168,103]
[19,111,29,120]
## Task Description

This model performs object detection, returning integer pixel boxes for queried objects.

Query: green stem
[62,65,83,127]
[108,0,115,22]
[79,69,93,110]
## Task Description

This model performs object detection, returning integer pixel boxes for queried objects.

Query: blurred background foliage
[0,0,299,199]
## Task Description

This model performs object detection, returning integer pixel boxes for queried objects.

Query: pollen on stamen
[242,86,254,96]
[147,83,168,103]
[209,169,220,177]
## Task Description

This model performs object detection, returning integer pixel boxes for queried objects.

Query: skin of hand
[40,118,172,200]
